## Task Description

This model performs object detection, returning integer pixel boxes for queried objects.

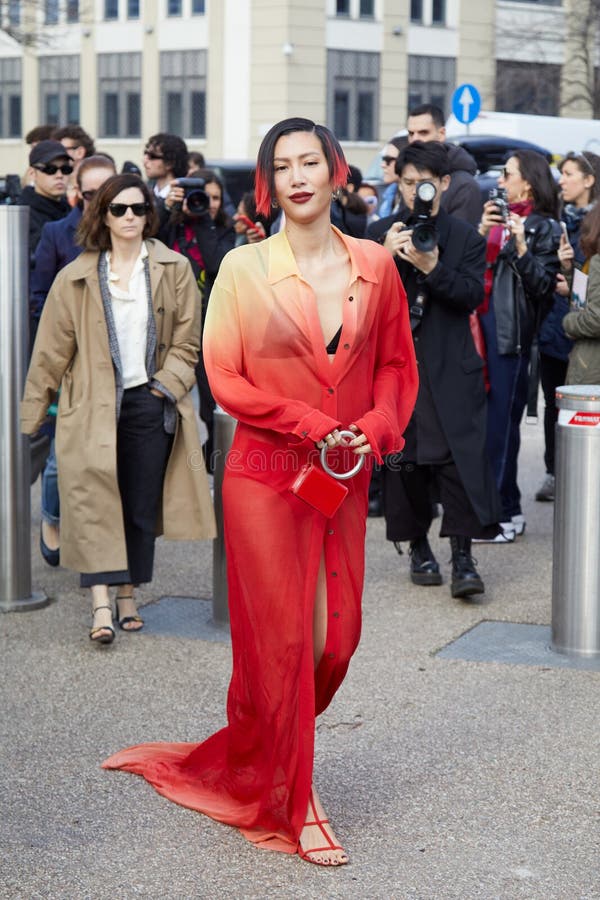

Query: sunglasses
[108,202,149,217]
[381,155,397,166]
[143,149,164,160]
[563,151,594,175]
[35,163,73,175]
[501,167,518,179]
[81,189,97,202]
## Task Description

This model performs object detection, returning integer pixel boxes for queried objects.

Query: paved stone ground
[1,414,599,900]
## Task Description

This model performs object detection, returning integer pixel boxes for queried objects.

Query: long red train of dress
[102,227,418,854]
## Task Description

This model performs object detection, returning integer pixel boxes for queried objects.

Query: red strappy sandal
[297,791,349,867]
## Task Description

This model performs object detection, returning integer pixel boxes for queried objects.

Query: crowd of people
[17,107,600,867]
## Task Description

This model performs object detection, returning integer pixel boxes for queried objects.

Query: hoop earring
[332,188,342,201]
[271,199,279,209]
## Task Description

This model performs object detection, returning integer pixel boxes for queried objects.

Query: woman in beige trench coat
[21,173,215,644]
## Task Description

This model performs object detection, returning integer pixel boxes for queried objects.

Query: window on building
[327,50,379,142]
[8,0,20,26]
[192,0,205,12]
[0,58,22,138]
[66,0,79,22]
[160,50,207,138]
[408,55,455,115]
[98,53,142,137]
[512,0,561,4]
[336,0,350,15]
[104,0,118,20]
[410,0,423,22]
[127,0,139,17]
[39,56,80,126]
[432,0,445,24]
[45,0,59,24]
[359,0,375,16]
[167,0,182,15]
[496,60,560,116]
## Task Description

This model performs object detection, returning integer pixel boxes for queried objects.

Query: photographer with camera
[369,141,501,599]
[159,169,235,468]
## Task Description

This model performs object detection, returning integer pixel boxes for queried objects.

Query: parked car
[206,160,255,207]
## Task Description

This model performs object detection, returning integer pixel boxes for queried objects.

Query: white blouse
[105,243,149,389]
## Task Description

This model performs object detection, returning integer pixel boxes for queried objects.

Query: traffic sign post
[451,83,481,133]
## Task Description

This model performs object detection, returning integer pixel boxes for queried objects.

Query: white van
[445,110,600,159]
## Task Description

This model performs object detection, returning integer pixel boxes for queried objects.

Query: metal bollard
[551,384,600,656]
[211,407,237,626]
[0,206,48,612]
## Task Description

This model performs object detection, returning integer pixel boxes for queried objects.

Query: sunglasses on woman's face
[143,149,164,160]
[108,202,149,217]
[81,189,97,202]
[381,155,397,166]
[35,163,73,175]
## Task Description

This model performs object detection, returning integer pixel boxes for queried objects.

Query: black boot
[450,536,484,599]
[408,536,442,586]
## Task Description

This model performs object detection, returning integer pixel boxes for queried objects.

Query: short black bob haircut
[255,117,348,217]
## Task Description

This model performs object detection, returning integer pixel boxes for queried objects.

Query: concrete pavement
[1,415,599,900]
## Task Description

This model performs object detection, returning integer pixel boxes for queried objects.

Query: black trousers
[539,352,568,476]
[383,458,498,542]
[80,385,173,588]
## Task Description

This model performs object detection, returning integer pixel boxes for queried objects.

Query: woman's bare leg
[90,585,114,641]
[115,583,143,631]
[298,554,349,865]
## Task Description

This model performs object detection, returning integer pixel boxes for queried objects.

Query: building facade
[0,0,595,176]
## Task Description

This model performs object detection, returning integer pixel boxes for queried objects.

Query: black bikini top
[325,325,342,355]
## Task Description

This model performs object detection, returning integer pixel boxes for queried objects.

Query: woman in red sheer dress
[103,118,418,867]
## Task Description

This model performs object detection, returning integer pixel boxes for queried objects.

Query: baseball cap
[29,139,72,167]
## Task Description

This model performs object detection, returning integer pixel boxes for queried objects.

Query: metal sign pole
[0,205,48,612]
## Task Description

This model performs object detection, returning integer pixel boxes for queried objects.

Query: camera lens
[186,189,209,215]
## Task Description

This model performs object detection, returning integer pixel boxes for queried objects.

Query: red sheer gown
[102,227,418,854]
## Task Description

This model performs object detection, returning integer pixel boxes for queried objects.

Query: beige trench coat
[21,238,216,573]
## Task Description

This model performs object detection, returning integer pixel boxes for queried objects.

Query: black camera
[404,180,438,253]
[173,177,209,215]
[489,186,509,222]
[0,174,21,205]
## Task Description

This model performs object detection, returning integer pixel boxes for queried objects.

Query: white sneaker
[511,514,526,536]
[473,522,516,544]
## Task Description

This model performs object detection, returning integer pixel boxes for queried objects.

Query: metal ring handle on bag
[320,429,365,481]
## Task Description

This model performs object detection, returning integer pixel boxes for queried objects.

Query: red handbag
[289,430,365,517]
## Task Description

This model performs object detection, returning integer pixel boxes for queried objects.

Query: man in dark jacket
[407,103,482,227]
[368,141,501,599]
[18,139,72,264]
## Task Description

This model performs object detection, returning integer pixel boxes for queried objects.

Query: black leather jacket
[492,212,561,355]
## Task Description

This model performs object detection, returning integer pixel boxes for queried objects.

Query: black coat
[18,186,70,265]
[158,212,235,321]
[368,208,501,526]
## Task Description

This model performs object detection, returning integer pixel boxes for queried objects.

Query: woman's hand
[246,222,266,243]
[165,184,185,211]
[479,200,505,237]
[316,426,372,456]
[556,273,570,297]
[149,388,164,398]
[558,231,574,271]
[315,429,344,450]
[508,214,527,257]
[346,423,372,456]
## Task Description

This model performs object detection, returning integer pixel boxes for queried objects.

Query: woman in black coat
[159,170,235,468]
[478,150,561,538]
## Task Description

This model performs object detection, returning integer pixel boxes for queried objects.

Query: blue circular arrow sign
[451,83,481,125]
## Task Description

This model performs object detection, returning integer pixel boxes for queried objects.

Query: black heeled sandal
[89,605,115,644]
[115,595,144,632]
